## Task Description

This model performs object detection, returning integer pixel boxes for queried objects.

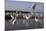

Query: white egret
[11,15,14,19]
[12,17,16,25]
[35,16,39,22]
[23,15,30,20]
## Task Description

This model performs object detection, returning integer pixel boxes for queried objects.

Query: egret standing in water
[35,16,39,22]
[25,15,31,26]
[23,14,31,20]
[32,3,39,22]
[25,15,30,20]
[9,15,14,24]
[9,14,16,25]
[12,17,16,25]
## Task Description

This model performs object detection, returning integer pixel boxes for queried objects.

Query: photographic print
[5,0,44,31]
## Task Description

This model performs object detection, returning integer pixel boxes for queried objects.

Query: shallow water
[5,17,44,30]
[5,12,44,31]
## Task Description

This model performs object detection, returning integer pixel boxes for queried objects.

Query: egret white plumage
[9,15,14,22]
[35,16,39,22]
[11,15,14,19]
[23,15,30,20]
[26,16,30,20]
[9,14,17,25]
[12,17,16,25]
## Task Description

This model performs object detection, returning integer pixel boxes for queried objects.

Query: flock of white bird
[6,3,40,25]
[10,14,39,25]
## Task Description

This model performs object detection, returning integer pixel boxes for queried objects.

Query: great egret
[23,15,30,20]
[11,15,14,19]
[35,16,39,22]
[12,17,16,25]
[9,15,14,22]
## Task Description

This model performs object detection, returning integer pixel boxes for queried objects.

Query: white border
[0,0,4,31]
[0,0,46,31]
